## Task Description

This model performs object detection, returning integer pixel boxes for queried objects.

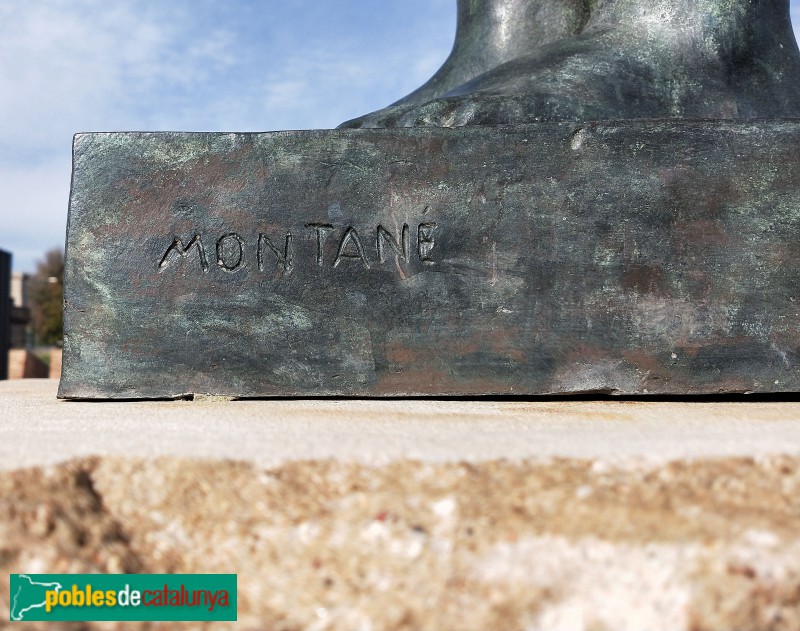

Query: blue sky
[2,0,799,273]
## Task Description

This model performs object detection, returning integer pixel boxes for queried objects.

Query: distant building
[11,272,28,308]
[9,272,31,348]
[5,267,50,379]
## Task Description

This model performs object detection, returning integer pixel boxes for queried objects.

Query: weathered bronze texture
[60,122,800,399]
[388,0,589,109]
[341,0,800,128]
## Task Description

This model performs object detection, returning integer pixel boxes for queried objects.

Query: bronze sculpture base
[59,121,800,398]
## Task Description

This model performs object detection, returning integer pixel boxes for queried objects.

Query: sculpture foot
[340,0,800,128]
[388,0,587,108]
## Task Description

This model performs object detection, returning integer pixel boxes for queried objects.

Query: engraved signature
[157,222,437,274]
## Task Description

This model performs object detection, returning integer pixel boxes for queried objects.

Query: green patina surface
[59,121,800,399]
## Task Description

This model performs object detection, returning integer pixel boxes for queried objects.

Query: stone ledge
[3,380,800,470]
[1,380,799,630]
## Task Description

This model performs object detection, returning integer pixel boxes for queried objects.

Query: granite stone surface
[2,381,800,630]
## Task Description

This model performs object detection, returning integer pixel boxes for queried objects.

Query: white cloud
[0,0,237,154]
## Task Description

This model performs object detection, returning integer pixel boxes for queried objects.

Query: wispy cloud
[0,1,237,153]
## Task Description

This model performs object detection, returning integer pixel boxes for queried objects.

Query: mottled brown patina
[60,122,800,398]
